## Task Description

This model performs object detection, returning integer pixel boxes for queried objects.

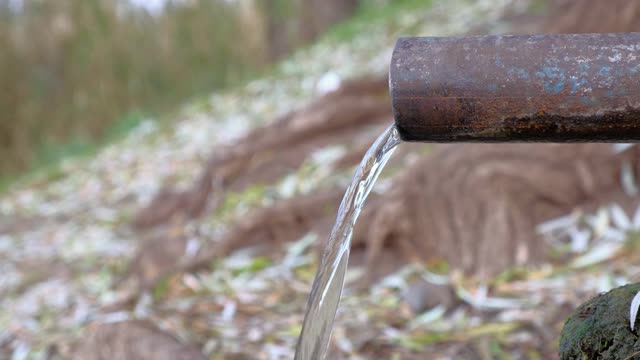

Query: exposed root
[123,142,640,302]
[123,188,344,292]
[133,77,390,229]
[352,144,640,278]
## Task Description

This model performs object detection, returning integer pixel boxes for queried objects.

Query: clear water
[294,124,401,360]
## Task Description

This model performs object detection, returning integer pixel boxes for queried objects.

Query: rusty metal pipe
[390,33,640,142]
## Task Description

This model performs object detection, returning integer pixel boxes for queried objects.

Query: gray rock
[402,279,455,315]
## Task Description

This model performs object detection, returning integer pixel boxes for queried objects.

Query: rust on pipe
[390,33,640,142]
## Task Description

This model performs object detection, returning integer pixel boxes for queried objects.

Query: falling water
[294,124,401,360]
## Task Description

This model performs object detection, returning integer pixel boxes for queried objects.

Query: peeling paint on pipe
[390,33,640,142]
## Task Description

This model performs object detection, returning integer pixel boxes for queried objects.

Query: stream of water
[294,124,401,359]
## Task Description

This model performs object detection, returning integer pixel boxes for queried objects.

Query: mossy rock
[560,283,640,360]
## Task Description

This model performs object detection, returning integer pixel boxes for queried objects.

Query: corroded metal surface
[390,33,640,142]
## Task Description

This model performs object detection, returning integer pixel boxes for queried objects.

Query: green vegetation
[0,0,434,192]
[326,0,433,42]
[0,110,148,194]
[36,111,146,168]
[0,0,256,177]
[231,257,272,275]
[152,276,171,301]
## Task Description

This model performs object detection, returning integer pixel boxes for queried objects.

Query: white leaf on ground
[310,146,346,167]
[286,233,317,259]
[569,228,591,253]
[633,206,640,228]
[316,72,342,94]
[379,273,407,290]
[611,204,631,230]
[456,285,527,310]
[278,174,298,198]
[630,290,640,330]
[265,344,291,360]
[11,342,29,360]
[221,301,237,322]
[344,267,366,285]
[536,212,580,235]
[185,238,200,258]
[602,227,628,242]
[183,274,202,291]
[570,242,624,269]
[98,311,130,324]
[621,161,638,196]
[134,293,153,318]
[587,208,610,237]
[419,269,450,286]
[408,304,447,329]
[335,334,354,354]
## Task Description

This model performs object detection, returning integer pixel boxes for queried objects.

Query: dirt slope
[133,0,640,284]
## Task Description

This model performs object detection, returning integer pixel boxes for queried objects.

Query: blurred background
[1,0,640,359]
[0,0,359,177]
